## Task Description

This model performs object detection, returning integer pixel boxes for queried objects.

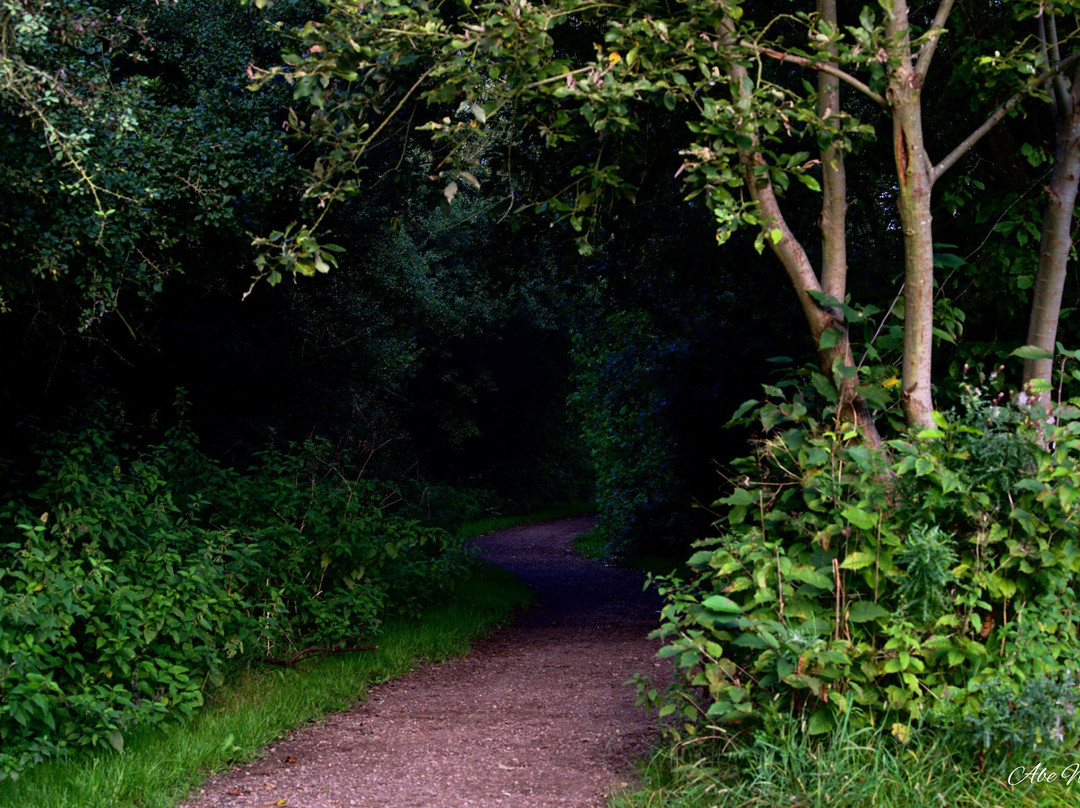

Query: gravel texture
[180,516,668,808]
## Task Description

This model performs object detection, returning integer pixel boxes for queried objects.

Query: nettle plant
[646,373,1080,754]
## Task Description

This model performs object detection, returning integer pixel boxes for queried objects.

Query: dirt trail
[181,516,667,808]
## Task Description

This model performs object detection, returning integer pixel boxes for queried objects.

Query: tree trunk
[818,0,847,306]
[725,29,876,447]
[887,0,937,430]
[1023,69,1080,405]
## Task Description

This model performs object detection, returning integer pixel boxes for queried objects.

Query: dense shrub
[0,420,469,778]
[571,311,696,553]
[647,381,1080,756]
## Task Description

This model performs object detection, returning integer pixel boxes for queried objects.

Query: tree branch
[1038,14,1060,118]
[756,46,887,108]
[1048,14,1073,119]
[932,51,1080,181]
[914,0,957,81]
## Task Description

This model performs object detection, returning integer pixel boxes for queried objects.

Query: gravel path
[180,516,667,807]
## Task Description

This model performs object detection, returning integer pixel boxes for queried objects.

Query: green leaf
[1011,345,1054,360]
[933,252,964,268]
[810,371,838,404]
[790,566,834,590]
[703,595,742,614]
[687,550,714,568]
[107,730,124,753]
[839,551,876,571]
[807,709,834,734]
[841,505,878,531]
[847,601,889,623]
[729,398,759,422]
[723,487,758,507]
[818,327,840,350]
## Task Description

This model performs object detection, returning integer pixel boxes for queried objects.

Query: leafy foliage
[0,0,303,321]
[571,310,686,552]
[0,412,469,779]
[646,378,1080,755]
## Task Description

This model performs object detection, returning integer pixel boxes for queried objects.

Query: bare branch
[757,46,887,108]
[914,0,957,81]
[932,51,1080,181]
[1050,12,1064,66]
[1048,14,1073,118]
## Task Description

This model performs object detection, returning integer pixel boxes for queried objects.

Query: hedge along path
[180,516,669,807]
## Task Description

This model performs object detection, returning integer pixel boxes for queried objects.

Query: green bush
[647,381,1080,756]
[570,311,692,553]
[0,419,469,779]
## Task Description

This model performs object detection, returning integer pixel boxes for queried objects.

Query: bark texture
[888,0,938,430]
[724,30,882,446]
[1024,66,1080,405]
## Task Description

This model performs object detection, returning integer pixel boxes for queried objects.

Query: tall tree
[246,0,1073,430]
[1023,7,1080,405]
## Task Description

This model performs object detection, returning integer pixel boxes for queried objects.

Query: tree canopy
[250,0,1080,433]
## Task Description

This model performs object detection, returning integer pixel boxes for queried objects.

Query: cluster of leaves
[0,0,303,322]
[645,376,1080,756]
[0,413,469,778]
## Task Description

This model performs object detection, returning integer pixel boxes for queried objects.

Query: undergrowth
[0,410,484,777]
[611,720,1077,808]
[625,363,1080,806]
[0,562,532,808]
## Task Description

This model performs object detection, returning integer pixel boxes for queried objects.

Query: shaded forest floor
[180,516,669,807]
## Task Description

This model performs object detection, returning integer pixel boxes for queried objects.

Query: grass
[610,720,1080,808]
[572,527,691,578]
[0,561,533,808]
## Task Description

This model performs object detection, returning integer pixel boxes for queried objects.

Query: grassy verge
[610,723,1079,808]
[0,561,532,808]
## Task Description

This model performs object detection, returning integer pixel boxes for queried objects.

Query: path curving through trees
[181,516,668,807]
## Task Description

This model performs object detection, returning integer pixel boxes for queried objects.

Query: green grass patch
[571,526,610,561]
[0,561,532,808]
[453,499,594,541]
[572,528,690,578]
[610,723,1080,808]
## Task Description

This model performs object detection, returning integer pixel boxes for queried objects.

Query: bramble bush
[645,373,1080,758]
[0,417,469,778]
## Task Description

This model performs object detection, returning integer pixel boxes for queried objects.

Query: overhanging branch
[757,46,887,108]
[932,51,1080,182]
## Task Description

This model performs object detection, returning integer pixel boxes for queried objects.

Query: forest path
[180,516,668,808]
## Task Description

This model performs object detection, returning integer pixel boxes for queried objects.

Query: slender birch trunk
[724,12,882,446]
[1024,60,1080,405]
[814,0,877,437]
[887,0,938,430]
